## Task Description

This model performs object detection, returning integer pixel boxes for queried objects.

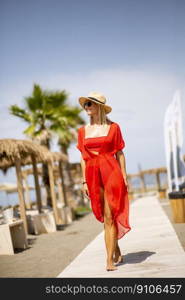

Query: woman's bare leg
[103,189,118,271]
[114,241,123,263]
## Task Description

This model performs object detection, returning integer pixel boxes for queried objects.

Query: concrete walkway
[57,193,185,278]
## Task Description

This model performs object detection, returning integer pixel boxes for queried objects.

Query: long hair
[90,104,112,125]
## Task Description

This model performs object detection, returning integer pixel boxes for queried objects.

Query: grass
[74,205,92,218]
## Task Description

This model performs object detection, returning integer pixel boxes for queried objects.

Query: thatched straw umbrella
[22,151,69,209]
[22,152,69,208]
[0,139,62,232]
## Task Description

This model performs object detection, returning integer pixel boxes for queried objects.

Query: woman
[76,92,131,271]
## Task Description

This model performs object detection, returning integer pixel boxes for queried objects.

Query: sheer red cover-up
[76,122,131,239]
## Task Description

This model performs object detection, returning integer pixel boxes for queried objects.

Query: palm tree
[9,83,85,206]
[49,101,86,208]
[50,107,86,207]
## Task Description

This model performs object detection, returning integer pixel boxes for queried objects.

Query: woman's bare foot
[114,244,124,264]
[106,259,118,271]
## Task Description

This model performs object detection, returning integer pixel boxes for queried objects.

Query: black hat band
[87,97,105,105]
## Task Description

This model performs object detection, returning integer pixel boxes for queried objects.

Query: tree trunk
[59,145,77,209]
[15,159,28,235]
[41,138,52,207]
[42,163,52,207]
[31,154,42,213]
[58,161,68,207]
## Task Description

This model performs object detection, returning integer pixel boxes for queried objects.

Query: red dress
[76,122,131,239]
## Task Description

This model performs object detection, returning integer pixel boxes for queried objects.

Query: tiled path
[58,194,185,277]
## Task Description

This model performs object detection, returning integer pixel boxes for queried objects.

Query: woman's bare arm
[80,155,89,197]
[80,155,86,182]
[115,150,128,182]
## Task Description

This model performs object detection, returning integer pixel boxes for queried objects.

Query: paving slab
[57,194,185,278]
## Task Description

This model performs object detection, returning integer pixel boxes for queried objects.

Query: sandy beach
[0,211,103,278]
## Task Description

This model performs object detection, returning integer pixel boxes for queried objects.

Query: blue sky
[1,0,185,78]
[0,0,185,184]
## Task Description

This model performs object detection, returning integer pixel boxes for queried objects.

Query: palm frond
[9,105,31,123]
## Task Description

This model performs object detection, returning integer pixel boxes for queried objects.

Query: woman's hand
[123,176,129,191]
[83,183,90,199]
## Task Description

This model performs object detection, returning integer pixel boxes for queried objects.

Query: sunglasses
[83,101,93,108]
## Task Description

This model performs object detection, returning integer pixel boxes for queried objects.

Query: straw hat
[78,92,112,114]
